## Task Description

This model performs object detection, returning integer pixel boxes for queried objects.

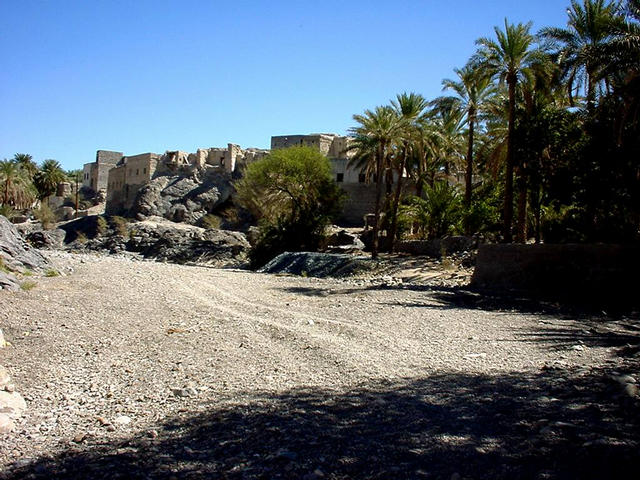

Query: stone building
[102,144,269,215]
[271,133,388,225]
[82,150,122,193]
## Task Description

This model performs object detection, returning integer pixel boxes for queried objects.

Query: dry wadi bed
[0,251,638,479]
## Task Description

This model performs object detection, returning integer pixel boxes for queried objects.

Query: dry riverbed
[0,251,638,479]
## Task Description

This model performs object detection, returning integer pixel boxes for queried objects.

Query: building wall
[106,153,159,214]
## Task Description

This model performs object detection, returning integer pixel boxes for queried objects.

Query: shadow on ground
[3,369,639,479]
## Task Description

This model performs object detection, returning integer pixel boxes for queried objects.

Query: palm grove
[346,0,640,258]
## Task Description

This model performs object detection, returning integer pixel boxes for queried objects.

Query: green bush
[20,280,37,291]
[201,214,222,230]
[45,269,60,277]
[33,203,55,230]
[398,182,462,240]
[235,146,344,268]
[96,216,108,236]
[109,216,129,237]
[0,204,16,220]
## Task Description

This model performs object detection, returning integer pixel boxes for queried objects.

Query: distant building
[98,143,269,215]
[271,133,391,225]
[82,150,122,193]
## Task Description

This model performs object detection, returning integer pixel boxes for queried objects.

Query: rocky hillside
[0,216,53,291]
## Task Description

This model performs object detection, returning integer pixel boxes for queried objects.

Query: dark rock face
[60,216,250,267]
[125,222,249,265]
[24,229,66,250]
[131,172,234,224]
[259,252,375,278]
[0,216,51,274]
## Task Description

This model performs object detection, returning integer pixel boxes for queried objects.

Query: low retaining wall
[471,244,640,307]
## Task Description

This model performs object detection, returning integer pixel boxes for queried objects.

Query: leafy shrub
[45,269,60,277]
[33,203,55,230]
[0,204,16,220]
[398,182,462,240]
[201,214,222,230]
[20,280,36,291]
[109,216,129,238]
[96,216,108,236]
[75,232,88,244]
[236,146,344,268]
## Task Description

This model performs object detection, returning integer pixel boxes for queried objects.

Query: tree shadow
[3,369,639,479]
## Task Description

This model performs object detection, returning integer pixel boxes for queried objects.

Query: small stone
[570,345,585,351]
[147,429,158,439]
[172,387,197,398]
[0,413,15,433]
[624,383,638,398]
[613,374,636,385]
[0,391,27,418]
[106,425,116,432]
[4,384,15,393]
[114,415,132,425]
[73,433,86,443]
[97,417,110,426]
[0,366,10,387]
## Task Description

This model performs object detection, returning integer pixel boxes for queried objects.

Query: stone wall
[471,244,640,308]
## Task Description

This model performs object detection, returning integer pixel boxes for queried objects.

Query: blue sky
[1,0,571,170]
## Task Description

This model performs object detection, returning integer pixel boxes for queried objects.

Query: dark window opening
[358,173,366,183]
[336,173,344,183]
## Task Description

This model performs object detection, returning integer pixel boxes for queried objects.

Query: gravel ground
[0,251,638,479]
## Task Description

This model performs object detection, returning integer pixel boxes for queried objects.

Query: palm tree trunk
[371,142,385,259]
[388,148,407,253]
[516,166,527,243]
[503,76,516,243]
[464,114,475,235]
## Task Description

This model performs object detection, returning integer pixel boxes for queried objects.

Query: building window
[358,173,366,183]
[143,167,146,174]
[336,173,344,183]
[136,169,139,175]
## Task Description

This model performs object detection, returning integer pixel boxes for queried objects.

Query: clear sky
[1,0,571,170]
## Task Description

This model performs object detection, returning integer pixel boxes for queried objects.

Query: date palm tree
[540,0,625,109]
[13,153,38,180]
[475,19,540,242]
[387,92,429,252]
[34,159,66,201]
[440,63,497,230]
[349,106,403,258]
[0,159,36,209]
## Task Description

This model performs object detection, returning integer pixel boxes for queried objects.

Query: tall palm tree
[387,92,429,252]
[0,159,36,209]
[540,0,625,109]
[349,106,402,258]
[440,63,497,228]
[475,19,539,242]
[13,153,38,180]
[34,159,66,201]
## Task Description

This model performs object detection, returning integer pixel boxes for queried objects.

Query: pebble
[0,366,10,387]
[0,413,15,433]
[114,415,132,425]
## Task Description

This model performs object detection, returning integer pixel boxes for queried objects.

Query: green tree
[0,159,36,209]
[349,106,403,258]
[440,63,497,225]
[13,153,38,180]
[33,159,66,201]
[235,146,344,268]
[388,92,429,252]
[540,0,625,109]
[475,19,540,242]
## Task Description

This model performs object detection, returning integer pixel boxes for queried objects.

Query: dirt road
[0,252,638,479]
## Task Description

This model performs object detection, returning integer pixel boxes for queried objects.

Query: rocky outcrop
[131,171,234,224]
[61,216,250,267]
[125,220,249,265]
[1,216,53,290]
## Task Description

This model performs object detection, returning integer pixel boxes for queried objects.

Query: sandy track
[0,252,638,479]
